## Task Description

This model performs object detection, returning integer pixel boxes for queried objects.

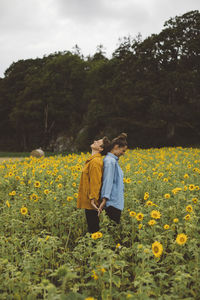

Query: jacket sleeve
[101,159,116,200]
[89,161,103,203]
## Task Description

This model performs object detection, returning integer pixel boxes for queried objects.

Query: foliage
[0,147,200,299]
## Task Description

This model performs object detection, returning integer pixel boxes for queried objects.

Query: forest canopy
[0,10,200,151]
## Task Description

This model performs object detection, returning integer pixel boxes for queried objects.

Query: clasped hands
[91,198,107,216]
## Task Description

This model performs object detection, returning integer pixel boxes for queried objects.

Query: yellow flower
[34,181,41,188]
[138,224,143,229]
[30,193,39,202]
[67,196,73,201]
[146,201,153,206]
[91,270,98,280]
[85,297,96,300]
[44,189,49,195]
[9,191,16,196]
[74,193,78,198]
[186,205,193,213]
[152,241,163,258]
[6,200,10,208]
[164,194,170,199]
[129,211,136,217]
[136,213,144,221]
[176,233,187,245]
[72,182,76,187]
[91,231,103,240]
[195,185,199,190]
[126,178,131,183]
[189,184,195,191]
[45,235,50,241]
[151,210,161,219]
[184,174,189,179]
[173,218,179,223]
[164,224,170,230]
[20,206,28,215]
[163,178,168,182]
[192,198,198,204]
[116,243,121,249]
[58,183,63,189]
[148,220,156,226]
[184,214,190,221]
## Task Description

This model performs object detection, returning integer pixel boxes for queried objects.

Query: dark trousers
[85,209,99,233]
[105,206,121,224]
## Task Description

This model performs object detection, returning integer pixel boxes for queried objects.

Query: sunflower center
[180,237,185,242]
[154,246,159,253]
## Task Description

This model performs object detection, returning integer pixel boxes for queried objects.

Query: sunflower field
[0,148,200,299]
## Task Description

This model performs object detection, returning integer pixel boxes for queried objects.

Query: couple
[77,133,128,233]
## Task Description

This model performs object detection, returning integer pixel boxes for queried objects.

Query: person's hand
[91,199,99,211]
[98,198,106,216]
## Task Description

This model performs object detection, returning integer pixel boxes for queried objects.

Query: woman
[77,137,110,233]
[99,133,128,224]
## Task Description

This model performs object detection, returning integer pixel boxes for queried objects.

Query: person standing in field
[77,137,110,233]
[99,133,128,224]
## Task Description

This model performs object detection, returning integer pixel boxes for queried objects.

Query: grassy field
[0,148,200,299]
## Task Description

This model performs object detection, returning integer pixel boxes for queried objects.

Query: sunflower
[34,181,41,188]
[129,211,136,217]
[173,218,179,223]
[136,213,144,221]
[72,182,76,187]
[6,200,10,208]
[138,224,143,229]
[67,196,73,201]
[148,220,156,226]
[20,206,28,215]
[116,243,121,249]
[186,205,193,213]
[30,193,38,202]
[91,270,98,280]
[126,178,131,183]
[184,174,189,179]
[151,210,161,219]
[164,194,170,199]
[44,189,49,195]
[184,214,190,220]
[189,184,195,191]
[146,201,153,206]
[164,224,170,230]
[74,193,78,198]
[152,241,163,258]
[58,183,63,189]
[192,198,198,204]
[91,231,103,240]
[176,233,187,245]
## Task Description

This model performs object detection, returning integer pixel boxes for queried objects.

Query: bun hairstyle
[101,136,111,156]
[109,133,128,150]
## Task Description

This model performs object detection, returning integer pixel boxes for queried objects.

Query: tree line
[0,10,199,151]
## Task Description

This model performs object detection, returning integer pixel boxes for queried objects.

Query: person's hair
[100,136,111,156]
[109,133,128,151]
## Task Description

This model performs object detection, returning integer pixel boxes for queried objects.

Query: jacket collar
[86,153,102,163]
[107,152,119,161]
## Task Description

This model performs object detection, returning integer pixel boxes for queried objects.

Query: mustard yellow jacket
[77,153,103,209]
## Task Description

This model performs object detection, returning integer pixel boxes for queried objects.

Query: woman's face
[112,145,127,157]
[90,139,103,152]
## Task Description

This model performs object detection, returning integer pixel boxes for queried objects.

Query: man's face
[91,139,103,152]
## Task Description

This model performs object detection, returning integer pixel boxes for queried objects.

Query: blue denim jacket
[101,152,124,211]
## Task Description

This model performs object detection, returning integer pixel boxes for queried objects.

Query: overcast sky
[0,0,199,77]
